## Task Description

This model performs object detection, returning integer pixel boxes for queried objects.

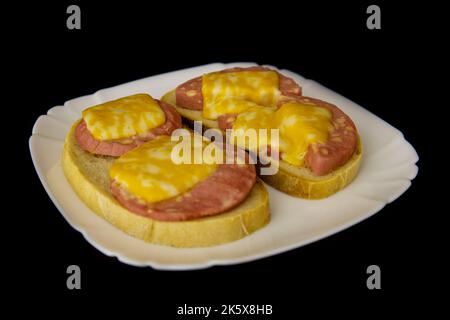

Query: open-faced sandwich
[62,93,269,247]
[162,66,362,199]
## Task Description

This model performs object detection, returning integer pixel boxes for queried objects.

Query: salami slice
[298,97,358,176]
[219,96,357,176]
[75,100,181,157]
[175,66,302,110]
[274,95,357,175]
[110,162,256,221]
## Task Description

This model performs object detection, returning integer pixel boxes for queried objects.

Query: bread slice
[162,90,363,199]
[62,121,270,247]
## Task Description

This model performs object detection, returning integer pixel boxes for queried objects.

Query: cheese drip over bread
[109,135,217,203]
[202,71,280,120]
[82,94,166,141]
[231,102,333,166]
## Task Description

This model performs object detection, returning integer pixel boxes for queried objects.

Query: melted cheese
[231,102,333,166]
[109,135,217,203]
[202,71,280,120]
[82,94,166,141]
[230,106,277,152]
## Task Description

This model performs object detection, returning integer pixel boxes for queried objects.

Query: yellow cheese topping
[202,71,280,120]
[231,102,333,166]
[109,135,217,203]
[82,94,166,141]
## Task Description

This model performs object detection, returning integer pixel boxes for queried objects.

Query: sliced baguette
[62,121,270,247]
[162,90,363,199]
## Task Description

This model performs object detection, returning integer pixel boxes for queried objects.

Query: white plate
[29,62,418,270]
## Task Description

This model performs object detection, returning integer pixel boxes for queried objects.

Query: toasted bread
[62,121,270,247]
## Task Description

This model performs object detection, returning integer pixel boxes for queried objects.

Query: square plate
[29,62,418,270]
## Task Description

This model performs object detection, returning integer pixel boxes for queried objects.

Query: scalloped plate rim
[29,62,419,270]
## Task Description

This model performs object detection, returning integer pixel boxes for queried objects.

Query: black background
[6,0,443,316]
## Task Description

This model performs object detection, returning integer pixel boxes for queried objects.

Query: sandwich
[162,66,363,199]
[62,93,269,247]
